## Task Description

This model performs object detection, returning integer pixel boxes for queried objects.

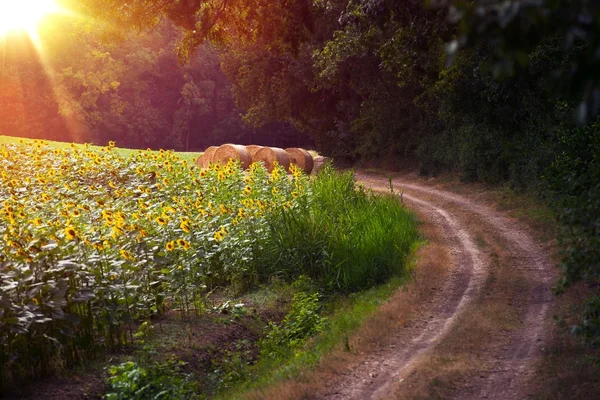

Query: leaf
[73,289,95,302]
[1,282,18,291]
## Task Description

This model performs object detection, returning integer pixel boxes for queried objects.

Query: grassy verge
[216,274,415,399]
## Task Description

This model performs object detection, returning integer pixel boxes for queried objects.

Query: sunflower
[177,239,191,250]
[180,220,191,233]
[219,204,230,215]
[166,241,175,251]
[156,216,167,225]
[214,226,227,242]
[65,226,78,241]
[111,226,124,239]
[120,249,135,261]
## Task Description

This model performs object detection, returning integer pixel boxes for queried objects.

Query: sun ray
[0,0,64,38]
[0,0,82,142]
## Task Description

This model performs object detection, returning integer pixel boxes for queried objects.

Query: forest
[0,12,312,150]
[1,0,599,398]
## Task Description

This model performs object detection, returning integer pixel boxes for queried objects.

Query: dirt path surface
[317,172,555,400]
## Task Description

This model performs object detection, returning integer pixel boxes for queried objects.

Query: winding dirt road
[316,172,554,400]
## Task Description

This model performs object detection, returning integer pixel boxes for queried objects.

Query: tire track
[318,173,553,400]
[388,178,554,400]
[319,183,486,399]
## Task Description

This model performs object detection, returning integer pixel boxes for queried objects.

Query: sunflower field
[0,140,310,386]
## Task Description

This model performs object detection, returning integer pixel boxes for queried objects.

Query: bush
[105,358,200,400]
[260,276,325,359]
[255,164,418,293]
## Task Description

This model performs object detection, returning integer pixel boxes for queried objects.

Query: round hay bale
[196,146,218,168]
[212,144,252,169]
[254,147,291,172]
[245,145,264,160]
[284,148,314,174]
[313,156,331,174]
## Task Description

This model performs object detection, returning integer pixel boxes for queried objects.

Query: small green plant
[105,358,200,400]
[210,339,255,391]
[260,276,326,359]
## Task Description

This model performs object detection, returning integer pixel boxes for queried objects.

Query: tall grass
[256,165,418,293]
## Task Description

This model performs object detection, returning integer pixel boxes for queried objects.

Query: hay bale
[196,146,218,168]
[212,144,252,169]
[254,147,291,172]
[313,156,331,173]
[245,145,264,159]
[284,148,314,174]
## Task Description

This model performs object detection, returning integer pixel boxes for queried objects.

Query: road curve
[318,172,554,400]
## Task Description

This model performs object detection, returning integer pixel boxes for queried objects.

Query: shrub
[256,164,418,292]
[105,358,200,400]
[259,276,325,359]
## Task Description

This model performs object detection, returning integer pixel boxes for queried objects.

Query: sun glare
[0,0,61,36]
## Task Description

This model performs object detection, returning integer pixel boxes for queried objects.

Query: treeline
[0,19,312,150]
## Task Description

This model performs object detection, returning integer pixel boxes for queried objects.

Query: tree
[445,0,600,121]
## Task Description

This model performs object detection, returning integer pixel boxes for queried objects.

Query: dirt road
[317,172,554,399]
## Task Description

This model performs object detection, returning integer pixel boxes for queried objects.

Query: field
[0,137,418,397]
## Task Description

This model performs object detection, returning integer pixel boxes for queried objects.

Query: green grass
[217,273,415,399]
[256,165,419,293]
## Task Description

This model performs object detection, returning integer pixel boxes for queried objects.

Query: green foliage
[545,121,600,289]
[260,276,325,359]
[215,275,411,399]
[0,17,310,150]
[209,339,255,392]
[0,139,309,389]
[446,0,600,122]
[541,121,600,341]
[571,296,600,345]
[256,164,418,292]
[105,358,200,400]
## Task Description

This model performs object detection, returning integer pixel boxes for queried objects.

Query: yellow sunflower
[180,220,191,233]
[64,226,78,241]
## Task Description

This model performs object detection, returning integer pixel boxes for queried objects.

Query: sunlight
[0,0,61,37]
